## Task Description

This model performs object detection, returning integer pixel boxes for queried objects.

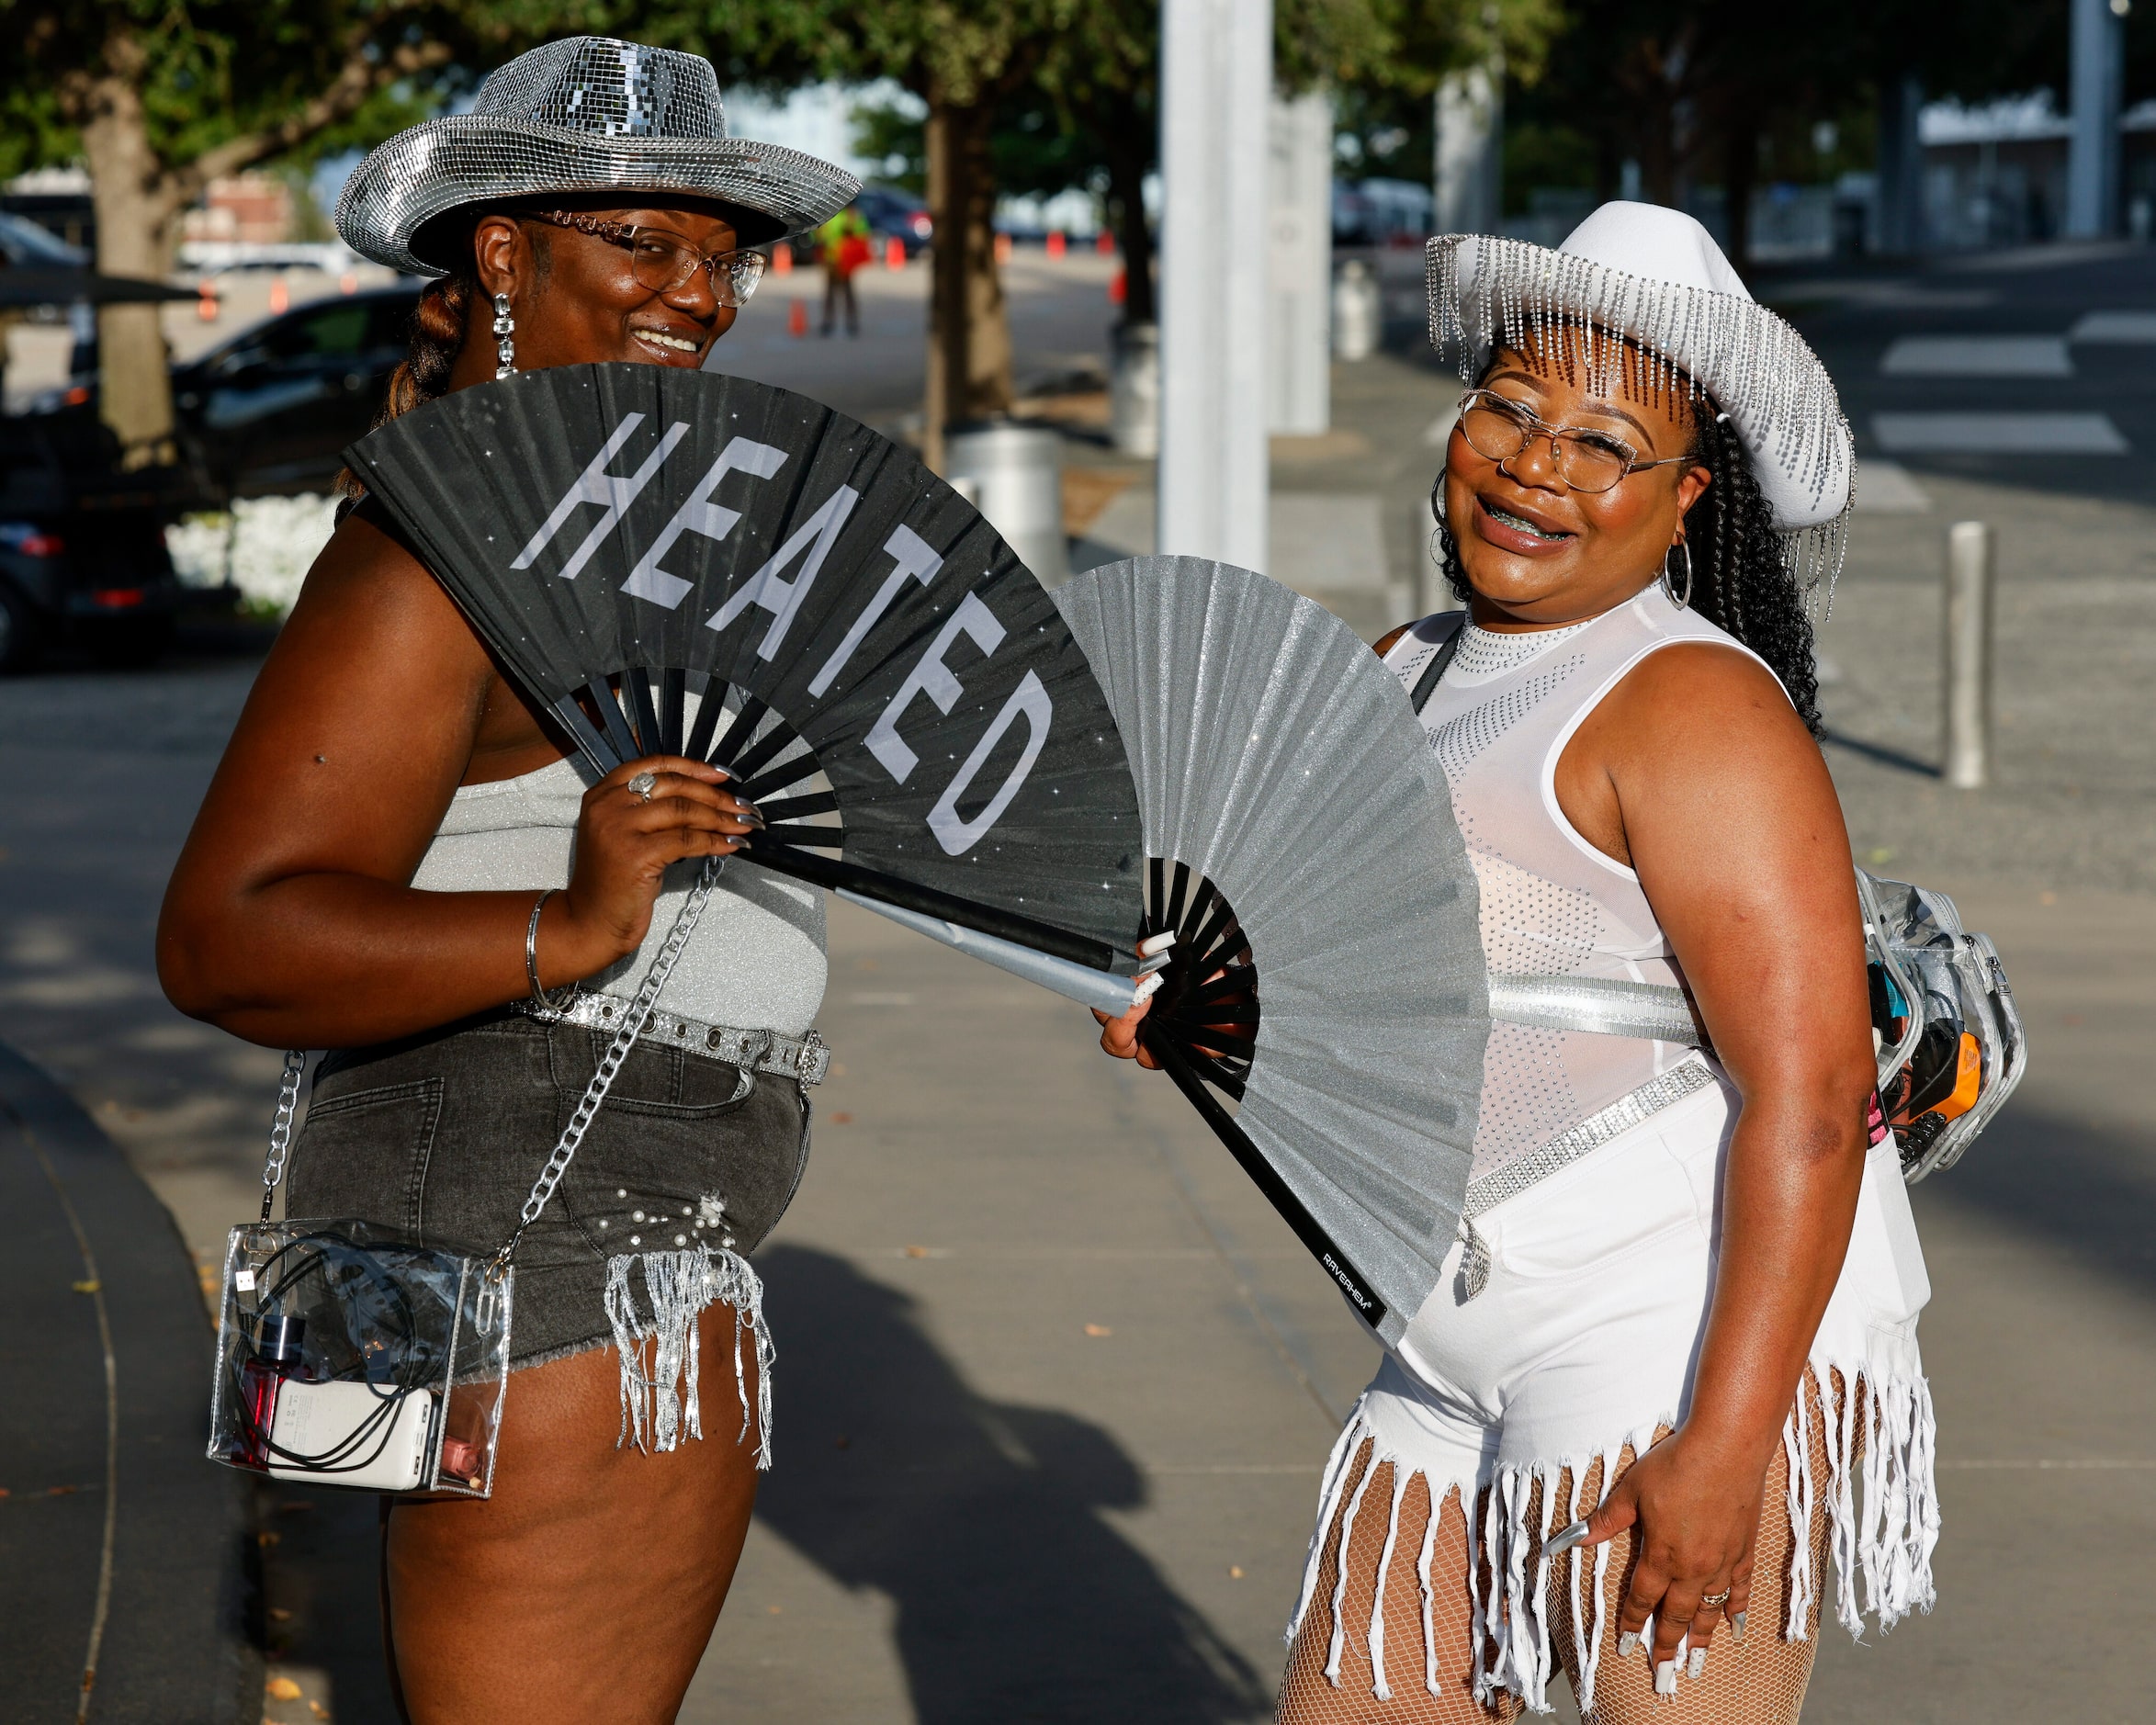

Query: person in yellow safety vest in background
[818,203,872,337]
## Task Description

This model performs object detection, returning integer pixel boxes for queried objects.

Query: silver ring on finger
[627,771,658,803]
[1699,1589,1732,1607]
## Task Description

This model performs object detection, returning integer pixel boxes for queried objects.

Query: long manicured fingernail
[1132,972,1165,1004]
[1544,1518,1591,1556]
[1688,1647,1707,1680]
[1654,1661,1677,1697]
[1138,930,1177,956]
[1617,1631,1641,1658]
[1732,1610,1746,1642]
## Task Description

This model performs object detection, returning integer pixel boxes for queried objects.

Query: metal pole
[2067,0,2125,239]
[1942,520,1995,790]
[1432,61,1502,235]
[1159,0,1271,571]
[1268,89,1332,436]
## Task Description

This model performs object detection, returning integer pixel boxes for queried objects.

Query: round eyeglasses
[1453,388,1691,494]
[527,210,768,308]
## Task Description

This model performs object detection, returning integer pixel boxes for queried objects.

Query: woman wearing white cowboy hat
[1102,202,1936,1722]
[160,38,858,1721]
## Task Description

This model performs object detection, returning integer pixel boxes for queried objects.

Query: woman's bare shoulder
[295,502,470,630]
[1589,637,1834,841]
[1611,640,1812,753]
[227,502,496,769]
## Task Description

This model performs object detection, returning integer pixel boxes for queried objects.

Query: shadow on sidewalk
[751,1245,1274,1724]
[1913,1098,2156,1303]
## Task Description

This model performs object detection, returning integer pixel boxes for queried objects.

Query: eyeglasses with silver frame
[1453,387,1694,494]
[525,209,768,308]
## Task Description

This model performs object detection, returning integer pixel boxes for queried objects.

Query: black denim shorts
[286,1013,811,1369]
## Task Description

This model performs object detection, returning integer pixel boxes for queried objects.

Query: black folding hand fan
[346,364,1143,983]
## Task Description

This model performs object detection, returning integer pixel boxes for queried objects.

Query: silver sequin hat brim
[336,115,861,277]
[333,37,860,277]
[1427,202,1855,554]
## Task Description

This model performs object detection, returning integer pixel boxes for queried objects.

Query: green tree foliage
[0,0,552,454]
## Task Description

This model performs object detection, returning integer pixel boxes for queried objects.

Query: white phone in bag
[266,1381,438,1491]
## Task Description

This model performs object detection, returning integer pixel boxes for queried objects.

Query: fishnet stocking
[1278,1442,1520,1723]
[1277,1372,1866,1725]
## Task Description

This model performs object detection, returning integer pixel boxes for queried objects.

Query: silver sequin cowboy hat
[1428,201,1856,581]
[335,36,861,277]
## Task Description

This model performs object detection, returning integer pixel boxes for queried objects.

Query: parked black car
[170,285,421,492]
[0,409,198,671]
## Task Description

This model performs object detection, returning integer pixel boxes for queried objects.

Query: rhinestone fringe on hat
[335,37,859,278]
[1426,233,1856,607]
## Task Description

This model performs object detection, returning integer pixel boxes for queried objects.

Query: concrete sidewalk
[0,1041,256,1724]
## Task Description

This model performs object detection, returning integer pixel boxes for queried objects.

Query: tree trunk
[923,92,1011,472]
[70,36,180,468]
[1104,113,1156,327]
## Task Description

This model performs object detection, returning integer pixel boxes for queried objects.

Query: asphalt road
[1,243,2151,1723]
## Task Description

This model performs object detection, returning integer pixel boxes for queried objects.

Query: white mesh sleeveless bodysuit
[1383,583,1778,1196]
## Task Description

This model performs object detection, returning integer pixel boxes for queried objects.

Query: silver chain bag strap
[207,860,723,1497]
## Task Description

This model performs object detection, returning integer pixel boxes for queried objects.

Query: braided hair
[336,209,553,497]
[1680,409,1823,737]
[333,272,473,499]
[1428,393,1825,738]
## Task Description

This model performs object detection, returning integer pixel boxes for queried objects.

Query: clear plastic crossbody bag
[207,860,722,1497]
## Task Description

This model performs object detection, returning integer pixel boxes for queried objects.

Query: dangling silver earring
[1662,539,1693,610]
[492,292,516,380]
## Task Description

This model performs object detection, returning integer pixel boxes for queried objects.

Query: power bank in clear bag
[207,1219,511,1497]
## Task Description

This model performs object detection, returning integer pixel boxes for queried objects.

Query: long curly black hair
[1430,393,1824,738]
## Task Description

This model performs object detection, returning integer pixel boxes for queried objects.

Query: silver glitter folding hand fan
[1055,558,1486,1342]
[346,365,1143,1003]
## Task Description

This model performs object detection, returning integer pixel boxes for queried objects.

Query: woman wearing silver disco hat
[1104,204,1935,1722]
[161,38,856,1719]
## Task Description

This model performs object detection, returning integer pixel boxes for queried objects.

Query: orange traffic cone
[994,231,1013,265]
[268,276,289,314]
[788,298,808,338]
[773,244,794,276]
[1096,230,1115,255]
[886,236,905,270]
[1109,268,1126,307]
[196,280,219,321]
[1046,231,1067,259]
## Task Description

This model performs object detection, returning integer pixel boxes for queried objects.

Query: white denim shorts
[1288,1058,1940,1713]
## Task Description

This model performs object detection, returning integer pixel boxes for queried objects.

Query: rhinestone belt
[512,992,830,1086]
[1465,1056,1716,1217]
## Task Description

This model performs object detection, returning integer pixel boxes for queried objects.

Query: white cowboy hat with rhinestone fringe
[1428,201,1856,592]
[335,36,860,277]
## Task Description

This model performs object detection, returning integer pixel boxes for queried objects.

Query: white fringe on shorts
[604,1244,774,1468]
[1285,1359,1937,1716]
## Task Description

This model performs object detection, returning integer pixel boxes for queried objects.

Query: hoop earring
[492,292,516,380]
[1662,539,1693,610]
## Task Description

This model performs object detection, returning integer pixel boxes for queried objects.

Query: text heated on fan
[511,411,1054,859]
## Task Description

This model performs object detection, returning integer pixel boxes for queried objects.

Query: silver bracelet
[525,888,575,1022]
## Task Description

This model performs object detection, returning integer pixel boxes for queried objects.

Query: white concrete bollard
[1109,321,1159,458]
[1943,519,1995,790]
[1332,261,1381,361]
[946,423,1069,591]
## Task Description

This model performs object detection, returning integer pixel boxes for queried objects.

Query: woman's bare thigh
[384,1302,763,1724]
